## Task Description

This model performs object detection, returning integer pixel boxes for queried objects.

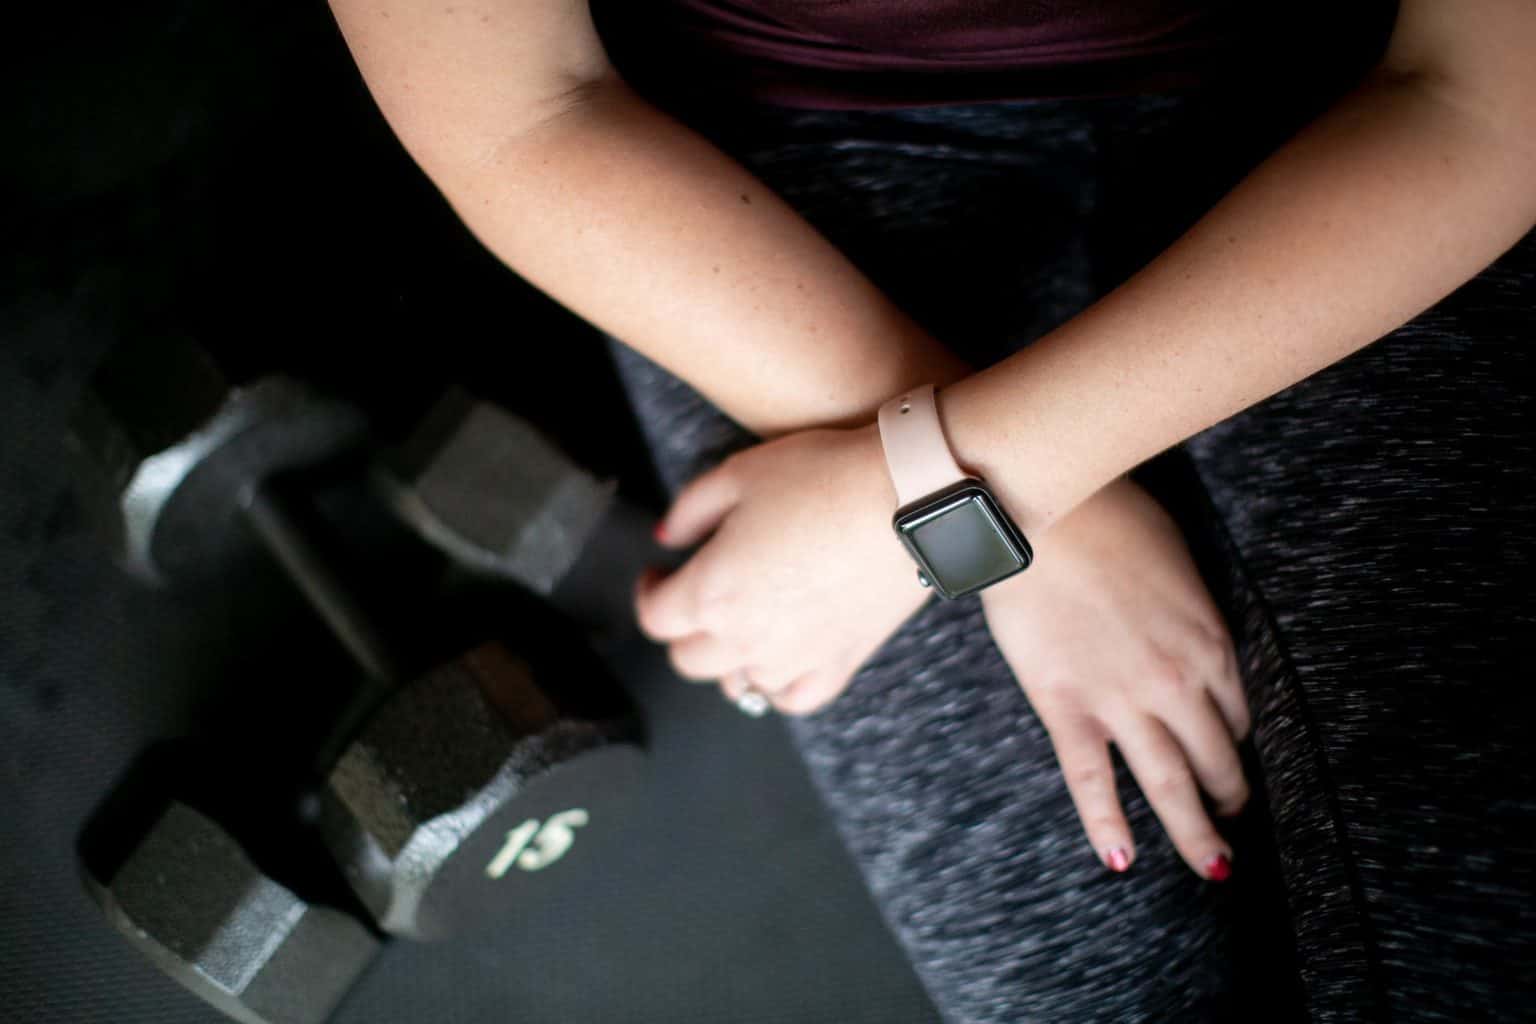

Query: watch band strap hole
[878,384,968,507]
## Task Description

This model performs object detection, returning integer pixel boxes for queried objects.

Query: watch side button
[917,570,932,588]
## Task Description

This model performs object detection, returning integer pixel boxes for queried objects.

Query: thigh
[791,592,1234,1023]
[1180,228,1536,1021]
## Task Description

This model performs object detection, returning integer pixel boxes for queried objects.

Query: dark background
[1,3,939,1021]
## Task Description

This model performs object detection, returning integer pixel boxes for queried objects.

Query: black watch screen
[892,479,1032,600]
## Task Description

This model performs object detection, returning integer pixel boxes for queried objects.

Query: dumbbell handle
[241,486,404,763]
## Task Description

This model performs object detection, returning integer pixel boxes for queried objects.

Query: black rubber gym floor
[1,4,939,1022]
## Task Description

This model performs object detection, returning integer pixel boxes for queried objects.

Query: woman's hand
[633,424,928,714]
[981,474,1250,880]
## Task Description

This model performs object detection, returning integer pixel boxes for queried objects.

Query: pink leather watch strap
[877,384,967,507]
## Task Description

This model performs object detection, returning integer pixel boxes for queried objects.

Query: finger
[769,670,842,717]
[1206,636,1251,741]
[656,460,742,549]
[1163,693,1250,817]
[663,632,745,682]
[718,670,749,702]
[1112,714,1233,881]
[633,557,711,641]
[1043,710,1136,872]
[717,661,800,697]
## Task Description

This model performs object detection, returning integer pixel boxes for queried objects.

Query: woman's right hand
[980,474,1249,880]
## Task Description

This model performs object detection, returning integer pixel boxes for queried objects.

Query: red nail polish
[1204,854,1232,882]
[652,522,668,544]
[1105,847,1131,873]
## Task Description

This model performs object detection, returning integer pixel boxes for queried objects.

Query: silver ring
[732,672,772,718]
[736,687,771,717]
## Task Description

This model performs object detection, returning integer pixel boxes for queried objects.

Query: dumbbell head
[69,335,368,586]
[318,640,645,940]
[79,744,381,1024]
[381,389,616,595]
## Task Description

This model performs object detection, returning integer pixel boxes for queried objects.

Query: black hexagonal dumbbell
[372,386,670,638]
[72,336,646,1023]
[78,739,384,1024]
[377,387,617,594]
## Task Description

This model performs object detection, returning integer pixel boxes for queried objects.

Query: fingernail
[1104,847,1131,873]
[1203,853,1232,882]
[651,522,668,544]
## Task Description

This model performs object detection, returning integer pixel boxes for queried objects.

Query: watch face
[894,481,1032,599]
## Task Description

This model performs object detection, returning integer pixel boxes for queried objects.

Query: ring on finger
[729,670,772,718]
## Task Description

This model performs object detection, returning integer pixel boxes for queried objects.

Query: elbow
[410,69,622,196]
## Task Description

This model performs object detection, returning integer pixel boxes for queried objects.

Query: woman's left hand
[633,424,929,714]
[979,474,1250,878]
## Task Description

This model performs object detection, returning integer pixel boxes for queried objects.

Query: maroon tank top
[593,0,1397,111]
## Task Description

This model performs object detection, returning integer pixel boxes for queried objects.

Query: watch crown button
[917,570,932,588]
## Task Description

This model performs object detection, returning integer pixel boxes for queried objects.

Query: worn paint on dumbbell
[484,809,591,878]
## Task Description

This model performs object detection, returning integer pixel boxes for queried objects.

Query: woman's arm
[327,0,967,438]
[938,0,1536,535]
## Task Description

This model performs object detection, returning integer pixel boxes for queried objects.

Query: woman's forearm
[941,55,1536,536]
[430,77,969,436]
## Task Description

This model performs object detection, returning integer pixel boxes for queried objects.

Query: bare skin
[330,0,1536,878]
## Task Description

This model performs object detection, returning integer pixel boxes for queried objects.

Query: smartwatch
[876,384,1032,600]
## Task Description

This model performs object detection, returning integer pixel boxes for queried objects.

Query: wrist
[789,344,971,436]
[872,386,1035,599]
[934,368,1095,538]
[868,376,1137,602]
[847,420,934,584]
[850,419,899,506]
